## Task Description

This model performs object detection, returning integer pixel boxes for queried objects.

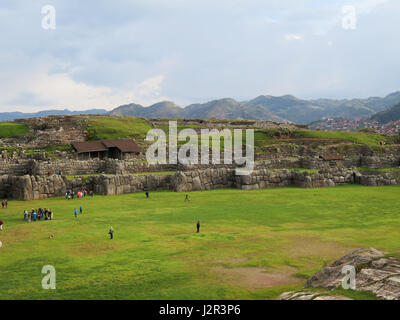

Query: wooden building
[72,139,140,160]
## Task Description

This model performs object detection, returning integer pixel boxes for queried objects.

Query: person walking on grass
[196,221,200,233]
[1,200,4,209]
[185,194,190,202]
[80,206,83,215]
[145,191,149,198]
[5,199,8,208]
[74,208,78,218]
[108,226,114,240]
[0,220,3,231]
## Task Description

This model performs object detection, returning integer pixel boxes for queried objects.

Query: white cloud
[284,34,303,41]
[1,61,167,111]
[355,0,390,14]
[134,75,164,97]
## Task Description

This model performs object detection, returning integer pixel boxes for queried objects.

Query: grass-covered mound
[0,122,29,138]
[254,128,393,148]
[0,186,399,300]
[86,116,153,140]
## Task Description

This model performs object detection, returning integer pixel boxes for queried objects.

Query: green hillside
[370,102,400,124]
[86,116,153,140]
[254,128,391,148]
[0,122,29,138]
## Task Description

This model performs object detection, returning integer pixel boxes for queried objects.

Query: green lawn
[0,185,399,300]
[86,116,153,141]
[0,122,29,138]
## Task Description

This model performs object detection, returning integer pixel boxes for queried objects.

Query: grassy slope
[254,129,391,148]
[84,117,392,149]
[0,122,29,138]
[86,116,153,141]
[0,186,399,300]
[296,130,389,146]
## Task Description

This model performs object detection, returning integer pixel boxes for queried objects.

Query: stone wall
[30,159,178,176]
[1,167,400,200]
[171,167,367,192]
[0,154,399,177]
[89,174,174,195]
[355,170,400,186]
[173,168,236,192]
[235,168,357,190]
[359,156,399,169]
[0,159,34,176]
[0,172,176,200]
[0,174,68,200]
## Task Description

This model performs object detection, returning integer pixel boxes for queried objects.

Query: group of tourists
[65,190,93,199]
[24,208,54,222]
[0,191,201,242]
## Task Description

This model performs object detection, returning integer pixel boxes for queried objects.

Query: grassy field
[86,116,153,141]
[0,186,399,300]
[0,122,29,138]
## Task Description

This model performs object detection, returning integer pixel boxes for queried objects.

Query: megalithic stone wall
[173,168,236,192]
[1,168,400,201]
[90,174,174,195]
[0,174,69,200]
[172,168,400,192]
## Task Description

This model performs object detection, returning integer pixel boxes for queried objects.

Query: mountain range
[2,92,400,124]
[109,92,400,124]
[0,109,107,122]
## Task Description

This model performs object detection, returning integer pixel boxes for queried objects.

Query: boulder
[305,248,385,290]
[304,248,400,300]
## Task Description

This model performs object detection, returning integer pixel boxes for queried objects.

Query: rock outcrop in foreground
[278,248,400,300]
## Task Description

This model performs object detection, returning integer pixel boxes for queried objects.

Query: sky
[0,0,399,112]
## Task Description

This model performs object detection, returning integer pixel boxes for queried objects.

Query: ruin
[1,115,400,201]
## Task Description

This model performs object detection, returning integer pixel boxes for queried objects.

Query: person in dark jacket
[108,226,114,240]
[196,221,200,233]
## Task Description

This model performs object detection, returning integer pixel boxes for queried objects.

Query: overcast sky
[1,0,399,112]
